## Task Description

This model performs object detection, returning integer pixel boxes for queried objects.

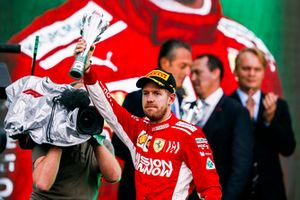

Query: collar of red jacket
[145,113,178,132]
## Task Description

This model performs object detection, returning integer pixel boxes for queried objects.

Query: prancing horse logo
[153,138,165,153]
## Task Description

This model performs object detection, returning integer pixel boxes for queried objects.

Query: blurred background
[0,0,299,199]
[222,1,300,199]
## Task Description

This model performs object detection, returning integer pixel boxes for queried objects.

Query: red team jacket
[84,68,222,200]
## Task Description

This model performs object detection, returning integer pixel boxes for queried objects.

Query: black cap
[136,69,176,93]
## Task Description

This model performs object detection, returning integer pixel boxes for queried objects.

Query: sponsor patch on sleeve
[195,137,208,144]
[175,121,197,132]
[206,157,216,170]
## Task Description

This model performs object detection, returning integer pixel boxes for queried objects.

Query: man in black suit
[187,54,254,200]
[230,47,296,200]
[112,39,193,199]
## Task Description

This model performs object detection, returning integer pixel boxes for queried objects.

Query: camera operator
[30,84,121,199]
[31,133,121,199]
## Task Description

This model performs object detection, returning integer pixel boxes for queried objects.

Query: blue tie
[196,100,208,128]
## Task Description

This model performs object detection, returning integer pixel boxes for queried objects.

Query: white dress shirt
[197,88,224,127]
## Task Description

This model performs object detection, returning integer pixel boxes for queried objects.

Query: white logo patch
[165,141,180,154]
[175,121,197,132]
[135,153,173,177]
[200,151,212,157]
[195,137,208,144]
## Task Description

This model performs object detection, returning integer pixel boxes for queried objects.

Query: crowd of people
[67,38,295,199]
[6,30,296,200]
[2,0,297,200]
[3,34,296,200]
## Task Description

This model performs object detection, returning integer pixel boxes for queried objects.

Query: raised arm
[91,138,122,183]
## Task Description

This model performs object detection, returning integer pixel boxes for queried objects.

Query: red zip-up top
[84,69,222,200]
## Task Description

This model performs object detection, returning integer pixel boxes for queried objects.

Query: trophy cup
[69,11,109,80]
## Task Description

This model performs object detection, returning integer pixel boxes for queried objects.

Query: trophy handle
[69,54,87,80]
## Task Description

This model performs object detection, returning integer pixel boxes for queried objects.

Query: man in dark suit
[187,54,254,200]
[112,39,193,199]
[230,47,296,200]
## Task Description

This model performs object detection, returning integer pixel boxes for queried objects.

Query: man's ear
[233,68,239,81]
[169,93,176,105]
[212,68,221,80]
[160,57,170,69]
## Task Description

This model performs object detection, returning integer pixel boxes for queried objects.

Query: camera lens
[77,106,104,135]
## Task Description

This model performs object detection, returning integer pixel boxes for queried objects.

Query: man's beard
[144,106,168,122]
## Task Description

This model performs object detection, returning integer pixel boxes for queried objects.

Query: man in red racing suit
[83,66,222,200]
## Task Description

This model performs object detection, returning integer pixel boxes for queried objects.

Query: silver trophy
[69,11,109,80]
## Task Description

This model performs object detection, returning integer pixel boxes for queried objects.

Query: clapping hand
[263,92,278,124]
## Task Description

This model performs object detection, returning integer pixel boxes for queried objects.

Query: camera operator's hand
[74,39,95,73]
[89,134,105,147]
[91,134,121,183]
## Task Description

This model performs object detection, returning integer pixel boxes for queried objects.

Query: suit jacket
[112,89,184,200]
[189,94,254,200]
[230,91,296,200]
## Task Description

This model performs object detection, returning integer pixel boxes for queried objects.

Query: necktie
[246,96,255,120]
[196,100,208,128]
